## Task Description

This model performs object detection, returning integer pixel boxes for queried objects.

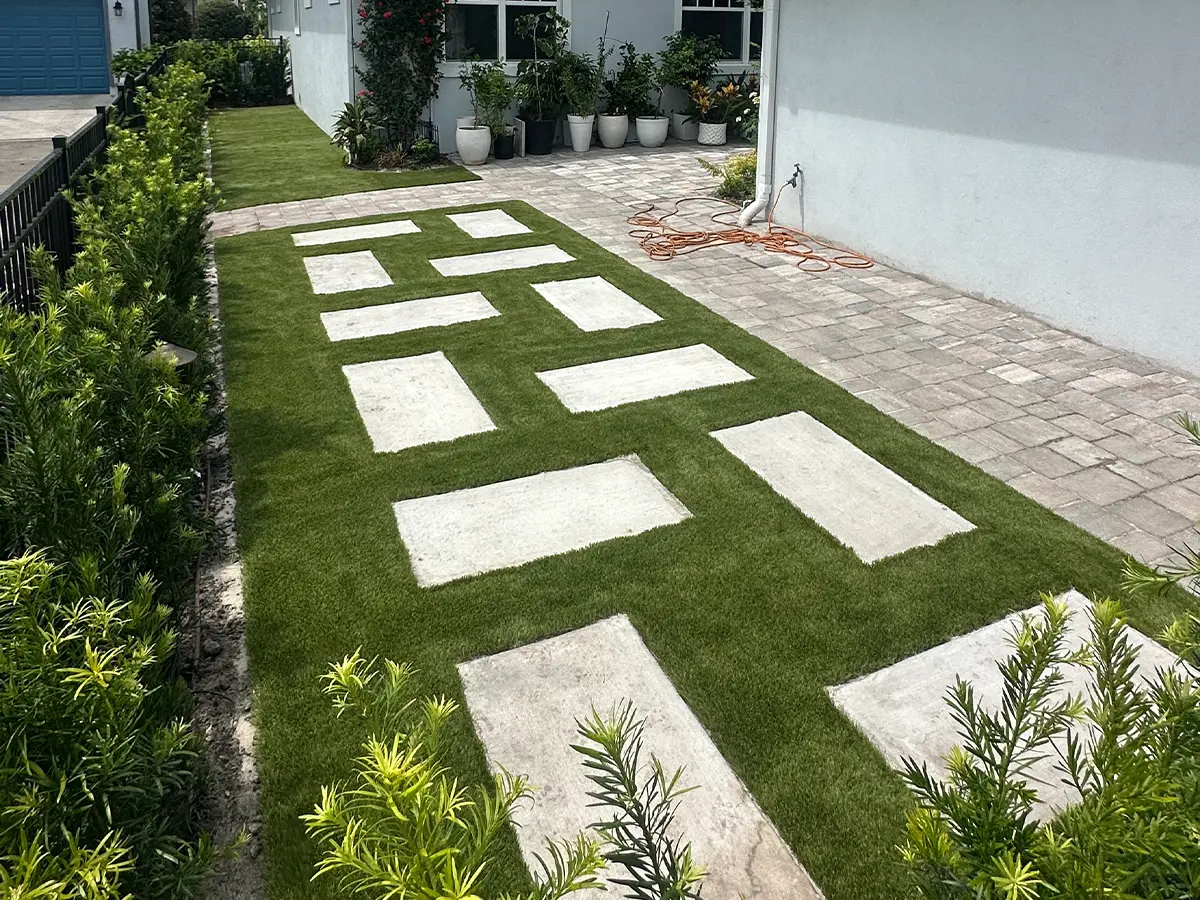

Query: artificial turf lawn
[208,105,478,210]
[215,203,1197,900]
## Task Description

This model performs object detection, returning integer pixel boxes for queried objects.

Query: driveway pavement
[210,143,1200,575]
[0,95,112,193]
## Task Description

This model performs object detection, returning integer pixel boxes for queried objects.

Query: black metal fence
[0,49,169,312]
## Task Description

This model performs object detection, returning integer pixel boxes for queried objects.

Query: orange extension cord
[627,185,874,273]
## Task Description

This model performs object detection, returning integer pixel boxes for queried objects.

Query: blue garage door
[0,0,110,95]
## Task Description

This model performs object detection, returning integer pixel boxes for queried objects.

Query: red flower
[382,9,391,16]
[418,17,425,24]
[423,35,431,43]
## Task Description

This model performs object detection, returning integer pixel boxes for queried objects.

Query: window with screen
[444,0,561,61]
[679,0,763,64]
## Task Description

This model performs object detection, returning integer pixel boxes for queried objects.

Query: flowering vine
[355,0,449,148]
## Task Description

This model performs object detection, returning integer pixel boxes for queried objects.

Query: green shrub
[700,151,757,204]
[657,31,721,91]
[408,137,441,165]
[113,40,291,107]
[899,595,1200,900]
[195,0,252,39]
[150,0,193,42]
[332,96,380,167]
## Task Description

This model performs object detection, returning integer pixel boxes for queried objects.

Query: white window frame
[439,0,572,77]
[674,0,763,69]
[292,0,302,34]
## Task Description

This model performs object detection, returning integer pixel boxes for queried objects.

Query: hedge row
[0,62,225,900]
[113,38,291,107]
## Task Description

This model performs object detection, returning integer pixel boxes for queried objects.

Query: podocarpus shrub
[0,59,224,900]
[112,39,291,106]
[151,0,193,42]
[195,0,253,40]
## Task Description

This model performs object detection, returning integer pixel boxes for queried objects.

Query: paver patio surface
[211,144,1200,570]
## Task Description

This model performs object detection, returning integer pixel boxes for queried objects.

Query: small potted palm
[457,59,502,165]
[635,57,669,148]
[560,50,600,153]
[659,31,721,142]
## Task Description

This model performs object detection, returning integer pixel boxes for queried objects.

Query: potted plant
[477,63,516,160]
[560,50,600,152]
[688,81,739,146]
[659,31,721,142]
[599,42,651,149]
[514,10,569,155]
[457,59,502,165]
[635,57,669,148]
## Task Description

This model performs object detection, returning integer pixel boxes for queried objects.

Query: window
[678,0,763,64]
[444,0,564,62]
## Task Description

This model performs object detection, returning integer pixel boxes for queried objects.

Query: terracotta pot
[636,116,669,148]
[456,125,492,165]
[566,114,594,152]
[597,114,629,149]
[697,121,728,146]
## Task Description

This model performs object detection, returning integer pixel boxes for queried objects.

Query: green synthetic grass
[208,106,478,209]
[215,203,1196,900]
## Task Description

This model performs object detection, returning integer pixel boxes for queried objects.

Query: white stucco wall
[106,0,150,55]
[769,0,1200,375]
[272,0,353,135]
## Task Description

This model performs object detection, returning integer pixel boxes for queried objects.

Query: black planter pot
[523,117,556,155]
[494,132,515,160]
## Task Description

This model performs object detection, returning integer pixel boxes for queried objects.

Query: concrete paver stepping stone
[447,209,532,238]
[458,614,824,900]
[828,589,1185,818]
[394,456,690,587]
[321,292,501,342]
[343,352,494,453]
[292,219,420,246]
[537,344,754,413]
[532,276,662,331]
[430,244,575,276]
[304,250,393,294]
[713,411,974,562]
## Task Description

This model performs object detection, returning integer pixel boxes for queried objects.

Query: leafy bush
[899,595,1200,900]
[333,96,380,166]
[195,0,252,40]
[514,11,569,122]
[409,137,441,165]
[459,59,508,130]
[0,58,226,900]
[113,40,291,107]
[356,0,449,149]
[658,30,721,90]
[604,43,656,118]
[150,0,193,42]
[700,150,757,204]
[559,51,601,118]
[305,654,710,900]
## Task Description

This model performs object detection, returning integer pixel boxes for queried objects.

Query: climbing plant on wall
[355,0,449,149]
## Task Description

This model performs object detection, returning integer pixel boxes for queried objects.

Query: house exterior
[750,0,1200,376]
[268,0,763,144]
[0,0,152,95]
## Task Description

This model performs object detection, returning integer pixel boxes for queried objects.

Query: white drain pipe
[739,0,781,227]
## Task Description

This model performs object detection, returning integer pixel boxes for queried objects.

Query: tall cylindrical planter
[636,116,669,148]
[456,125,492,165]
[672,111,699,142]
[566,114,594,152]
[597,114,629,149]
[697,122,728,146]
[523,117,556,155]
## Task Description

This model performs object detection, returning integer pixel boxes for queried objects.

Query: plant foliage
[195,0,253,40]
[150,0,193,43]
[356,0,449,149]
[112,39,292,107]
[699,151,757,204]
[899,594,1200,900]
[513,11,570,122]
[657,31,721,91]
[333,96,381,166]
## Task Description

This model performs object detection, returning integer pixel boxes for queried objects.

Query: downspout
[738,0,780,227]
[134,0,143,49]
[347,0,356,108]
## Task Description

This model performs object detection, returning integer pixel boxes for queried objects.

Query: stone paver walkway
[212,143,1200,572]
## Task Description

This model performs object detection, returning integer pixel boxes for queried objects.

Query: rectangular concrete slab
[828,589,1187,818]
[537,344,754,413]
[304,250,393,295]
[430,244,575,277]
[394,456,690,587]
[712,412,974,563]
[459,615,824,900]
[447,209,533,238]
[343,352,494,453]
[321,292,501,342]
[532,276,663,332]
[292,219,420,247]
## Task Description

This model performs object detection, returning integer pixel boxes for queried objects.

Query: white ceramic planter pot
[566,114,595,152]
[672,111,699,142]
[597,114,629,149]
[636,116,669,148]
[456,125,492,165]
[697,122,728,146]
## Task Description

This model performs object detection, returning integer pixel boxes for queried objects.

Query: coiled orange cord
[627,184,874,272]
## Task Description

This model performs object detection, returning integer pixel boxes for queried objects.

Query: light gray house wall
[107,0,152,56]
[274,1,712,149]
[768,0,1200,375]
